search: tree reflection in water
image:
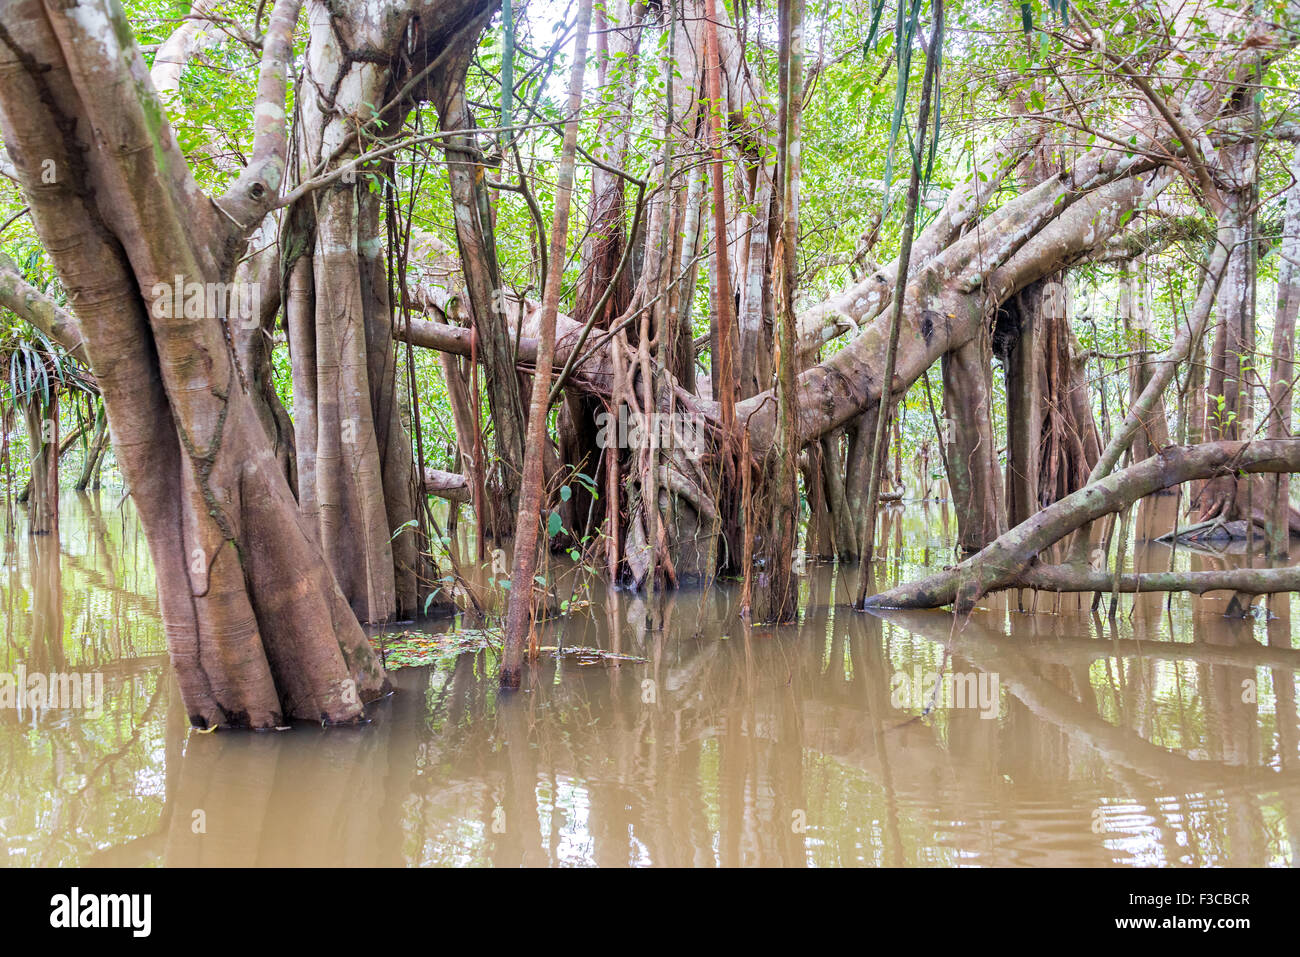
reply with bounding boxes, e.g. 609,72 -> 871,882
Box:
0,496 -> 1297,867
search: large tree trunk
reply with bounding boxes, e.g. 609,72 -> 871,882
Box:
1195,196 -> 1254,526
754,0 -> 803,624
73,404 -> 108,491
1000,274 -> 1101,523
22,392 -> 57,535
284,1 -> 460,622
1267,150 -> 1300,556
0,0 -> 396,728
942,332 -> 1005,551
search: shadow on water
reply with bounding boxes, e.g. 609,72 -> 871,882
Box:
1,493 -> 1299,866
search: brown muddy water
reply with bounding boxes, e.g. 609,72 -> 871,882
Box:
1,491 -> 1298,867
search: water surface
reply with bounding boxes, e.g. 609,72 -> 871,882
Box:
2,493 -> 1298,867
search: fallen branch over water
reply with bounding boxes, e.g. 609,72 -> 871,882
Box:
864,439 -> 1300,613
422,467 -> 471,503
1017,563 -> 1300,598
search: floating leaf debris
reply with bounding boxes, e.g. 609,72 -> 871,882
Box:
371,629 -> 499,669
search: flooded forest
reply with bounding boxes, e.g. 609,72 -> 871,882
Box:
1,0 -> 1300,873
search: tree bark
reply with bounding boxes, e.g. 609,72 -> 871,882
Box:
1267,149 -> 1300,557
759,0 -> 803,623
73,404 -> 108,492
0,0 -> 391,728
283,0 -> 489,621
1017,562 -> 1300,598
500,0 -> 593,688
866,439 -> 1300,612
702,0 -> 737,436
942,331 -> 1005,550
22,392 -> 57,535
